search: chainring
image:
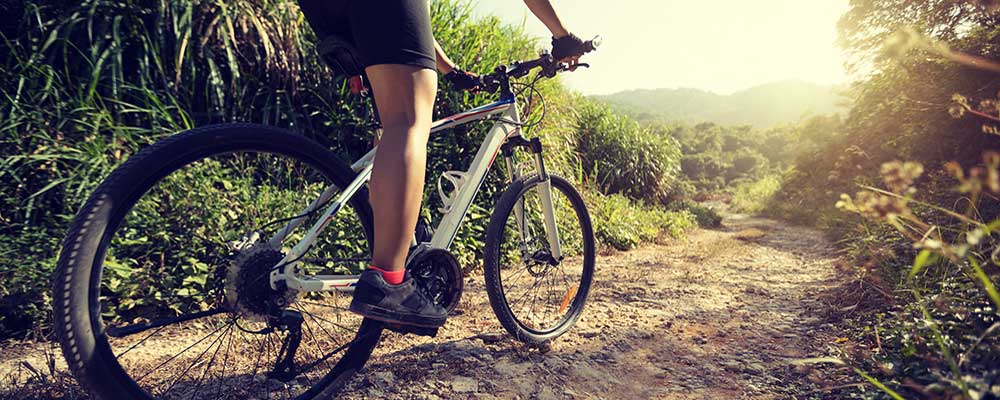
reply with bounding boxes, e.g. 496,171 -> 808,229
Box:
408,247 -> 464,312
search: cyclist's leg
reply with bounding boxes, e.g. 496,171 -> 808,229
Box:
365,65 -> 437,272
349,0 -> 437,274
346,0 -> 448,328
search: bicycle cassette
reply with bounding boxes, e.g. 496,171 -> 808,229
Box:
407,246 -> 464,312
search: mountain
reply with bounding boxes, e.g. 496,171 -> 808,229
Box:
592,80 -> 849,127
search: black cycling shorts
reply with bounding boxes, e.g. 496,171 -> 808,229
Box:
297,0 -> 436,73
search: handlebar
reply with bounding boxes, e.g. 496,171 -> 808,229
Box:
480,36 -> 600,95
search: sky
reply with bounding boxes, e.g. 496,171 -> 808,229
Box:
474,0 -> 851,95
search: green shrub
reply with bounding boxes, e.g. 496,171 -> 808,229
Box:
730,174 -> 783,214
669,199 -> 722,227
588,192 -> 695,251
0,228 -> 58,338
575,101 -> 682,204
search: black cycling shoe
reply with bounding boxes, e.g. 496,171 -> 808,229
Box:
349,269 -> 448,328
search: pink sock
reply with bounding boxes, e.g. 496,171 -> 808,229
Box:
369,265 -> 405,285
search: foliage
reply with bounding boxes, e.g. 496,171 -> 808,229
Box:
587,192 -> 695,251
574,101 -> 682,205
668,199 -> 722,228
762,0 -> 1000,397
730,174 -> 783,214
667,117 -> 844,197
835,157 -> 1000,398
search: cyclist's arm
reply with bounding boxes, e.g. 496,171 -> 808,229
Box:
433,38 -> 458,74
523,0 -> 570,38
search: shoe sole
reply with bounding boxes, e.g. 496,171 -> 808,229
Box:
349,302 -> 446,329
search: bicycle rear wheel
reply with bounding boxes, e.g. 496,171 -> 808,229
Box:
52,123 -> 381,400
484,174 -> 595,344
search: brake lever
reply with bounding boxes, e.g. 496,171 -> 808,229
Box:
557,63 -> 590,73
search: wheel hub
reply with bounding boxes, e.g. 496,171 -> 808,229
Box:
526,249 -> 557,276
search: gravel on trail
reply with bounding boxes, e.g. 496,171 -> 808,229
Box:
341,215 -> 851,399
1,215 -> 856,399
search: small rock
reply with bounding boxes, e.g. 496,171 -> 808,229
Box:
536,386 -> 560,400
744,363 -> 767,375
369,371 -> 395,388
452,339 -> 478,353
542,357 -> 570,370
579,329 -> 600,338
478,332 -> 505,344
451,376 -> 479,393
532,341 -> 553,353
720,360 -> 742,370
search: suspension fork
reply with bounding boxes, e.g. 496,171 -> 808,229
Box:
531,139 -> 563,261
501,136 -> 563,261
502,145 -> 530,251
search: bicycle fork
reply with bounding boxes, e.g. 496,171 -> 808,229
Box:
501,136 -> 563,263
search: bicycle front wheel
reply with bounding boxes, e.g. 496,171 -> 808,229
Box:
52,123 -> 381,400
484,174 -> 595,344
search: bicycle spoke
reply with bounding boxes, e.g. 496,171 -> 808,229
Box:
154,323 -> 230,396
135,321 -> 229,384
114,323 -> 170,358
246,331 -> 268,393
294,305 -> 357,335
107,308 -> 227,338
502,262 -> 534,291
183,323 -> 233,399
214,323 -> 236,399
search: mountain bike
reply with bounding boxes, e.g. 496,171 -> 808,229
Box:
52,40 -> 599,399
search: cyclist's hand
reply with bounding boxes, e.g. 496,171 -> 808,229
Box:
551,33 -> 588,70
444,69 -> 481,92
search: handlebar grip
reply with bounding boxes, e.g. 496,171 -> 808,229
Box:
585,36 -> 602,52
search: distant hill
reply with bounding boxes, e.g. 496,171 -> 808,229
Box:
592,80 -> 849,127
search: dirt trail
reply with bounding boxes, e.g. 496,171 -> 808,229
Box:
0,215 -> 849,399
341,215 -> 847,399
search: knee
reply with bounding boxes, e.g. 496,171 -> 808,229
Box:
380,112 -> 430,133
379,121 -> 430,150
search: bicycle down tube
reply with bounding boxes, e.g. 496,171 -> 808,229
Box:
268,96 -> 564,292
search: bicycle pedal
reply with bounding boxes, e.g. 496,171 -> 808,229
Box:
386,323 -> 439,338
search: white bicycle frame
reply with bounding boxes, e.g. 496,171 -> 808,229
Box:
267,96 -> 563,293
